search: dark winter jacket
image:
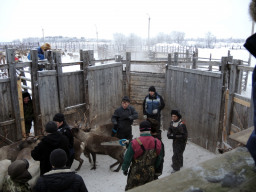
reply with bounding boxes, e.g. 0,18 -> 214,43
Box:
31,132 -> 69,175
34,169 -> 88,192
143,92 -> 165,120
246,66 -> 256,165
58,122 -> 74,149
111,105 -> 138,139
167,119 -> 188,141
22,92 -> 34,123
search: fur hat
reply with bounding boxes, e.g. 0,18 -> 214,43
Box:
122,96 -> 130,103
139,121 -> 151,132
45,121 -> 58,133
148,86 -> 156,92
41,43 -> 51,51
249,0 -> 256,22
50,148 -> 67,168
53,113 -> 65,122
171,110 -> 182,119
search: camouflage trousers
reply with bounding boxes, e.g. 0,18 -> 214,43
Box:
125,149 -> 157,191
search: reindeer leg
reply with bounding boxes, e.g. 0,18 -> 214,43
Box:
75,158 -> 84,171
90,152 -> 96,170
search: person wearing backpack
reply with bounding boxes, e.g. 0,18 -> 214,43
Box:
167,110 -> 188,173
122,121 -> 163,191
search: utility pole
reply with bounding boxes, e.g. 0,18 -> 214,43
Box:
42,28 -> 45,43
147,14 -> 151,52
95,25 -> 98,49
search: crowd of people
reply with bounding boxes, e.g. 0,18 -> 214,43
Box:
8,85 -> 188,192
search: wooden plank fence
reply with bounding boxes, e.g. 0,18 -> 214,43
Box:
0,48 -> 254,153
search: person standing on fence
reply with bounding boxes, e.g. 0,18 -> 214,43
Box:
244,0 -> 256,170
34,148 -> 88,192
143,86 -> 165,135
167,110 -> 188,173
22,91 -> 34,136
53,113 -> 75,168
31,121 -> 69,175
27,43 -> 51,60
111,96 -> 138,140
122,121 -> 163,191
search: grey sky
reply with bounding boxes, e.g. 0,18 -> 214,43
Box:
0,0 -> 254,42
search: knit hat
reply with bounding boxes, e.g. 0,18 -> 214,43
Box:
148,86 -> 156,92
8,159 -> 32,183
171,110 -> 182,119
22,91 -> 31,99
45,121 -> 58,133
53,113 -> 65,123
50,148 -> 67,168
249,0 -> 256,22
139,121 -> 151,132
122,96 -> 130,103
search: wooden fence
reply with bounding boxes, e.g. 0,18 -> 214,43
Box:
0,48 -> 254,152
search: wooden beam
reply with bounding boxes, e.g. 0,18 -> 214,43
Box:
229,126 -> 254,145
233,97 -> 251,107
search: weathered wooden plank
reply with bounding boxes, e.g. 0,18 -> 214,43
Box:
229,126 -> 253,145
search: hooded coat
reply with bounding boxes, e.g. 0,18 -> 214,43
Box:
31,132 -> 69,175
34,169 -> 88,192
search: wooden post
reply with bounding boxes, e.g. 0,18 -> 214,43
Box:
17,77 -> 26,138
55,51 -> 65,113
7,48 -> 22,140
82,50 -> 90,123
88,50 -> 95,66
226,59 -> 239,137
192,51 -> 197,69
126,52 -> 131,98
46,50 -> 54,70
30,49 -> 41,135
186,49 -> 189,62
115,55 -> 122,62
174,52 -> 178,66
209,53 -> 212,71
168,53 -> 172,66
219,56 -> 229,148
79,49 -> 83,70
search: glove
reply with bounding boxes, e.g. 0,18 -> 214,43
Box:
123,170 -> 128,176
152,109 -> 158,114
143,115 -> 147,119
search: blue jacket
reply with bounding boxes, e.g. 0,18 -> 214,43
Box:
246,66 -> 256,165
27,47 -> 45,60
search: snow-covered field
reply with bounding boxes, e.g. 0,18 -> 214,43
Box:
70,125 -> 217,192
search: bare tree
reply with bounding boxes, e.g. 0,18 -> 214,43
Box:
205,32 -> 216,48
170,31 -> 185,45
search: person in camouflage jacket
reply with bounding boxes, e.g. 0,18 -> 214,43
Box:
2,159 -> 32,192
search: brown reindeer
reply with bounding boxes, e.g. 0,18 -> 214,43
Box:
72,127 -> 125,172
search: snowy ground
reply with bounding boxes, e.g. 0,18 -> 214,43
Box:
70,125 -> 217,192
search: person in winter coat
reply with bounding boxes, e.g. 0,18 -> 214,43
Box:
245,0 -> 256,168
34,148 -> 88,192
167,110 -> 188,173
22,91 -> 34,135
2,159 -> 32,192
27,43 -> 51,60
53,113 -> 75,168
122,121 -> 163,191
143,86 -> 165,134
111,96 -> 138,140
149,118 -> 165,180
31,121 -> 70,175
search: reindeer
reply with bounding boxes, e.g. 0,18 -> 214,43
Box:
72,127 -> 125,172
0,159 -> 11,191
